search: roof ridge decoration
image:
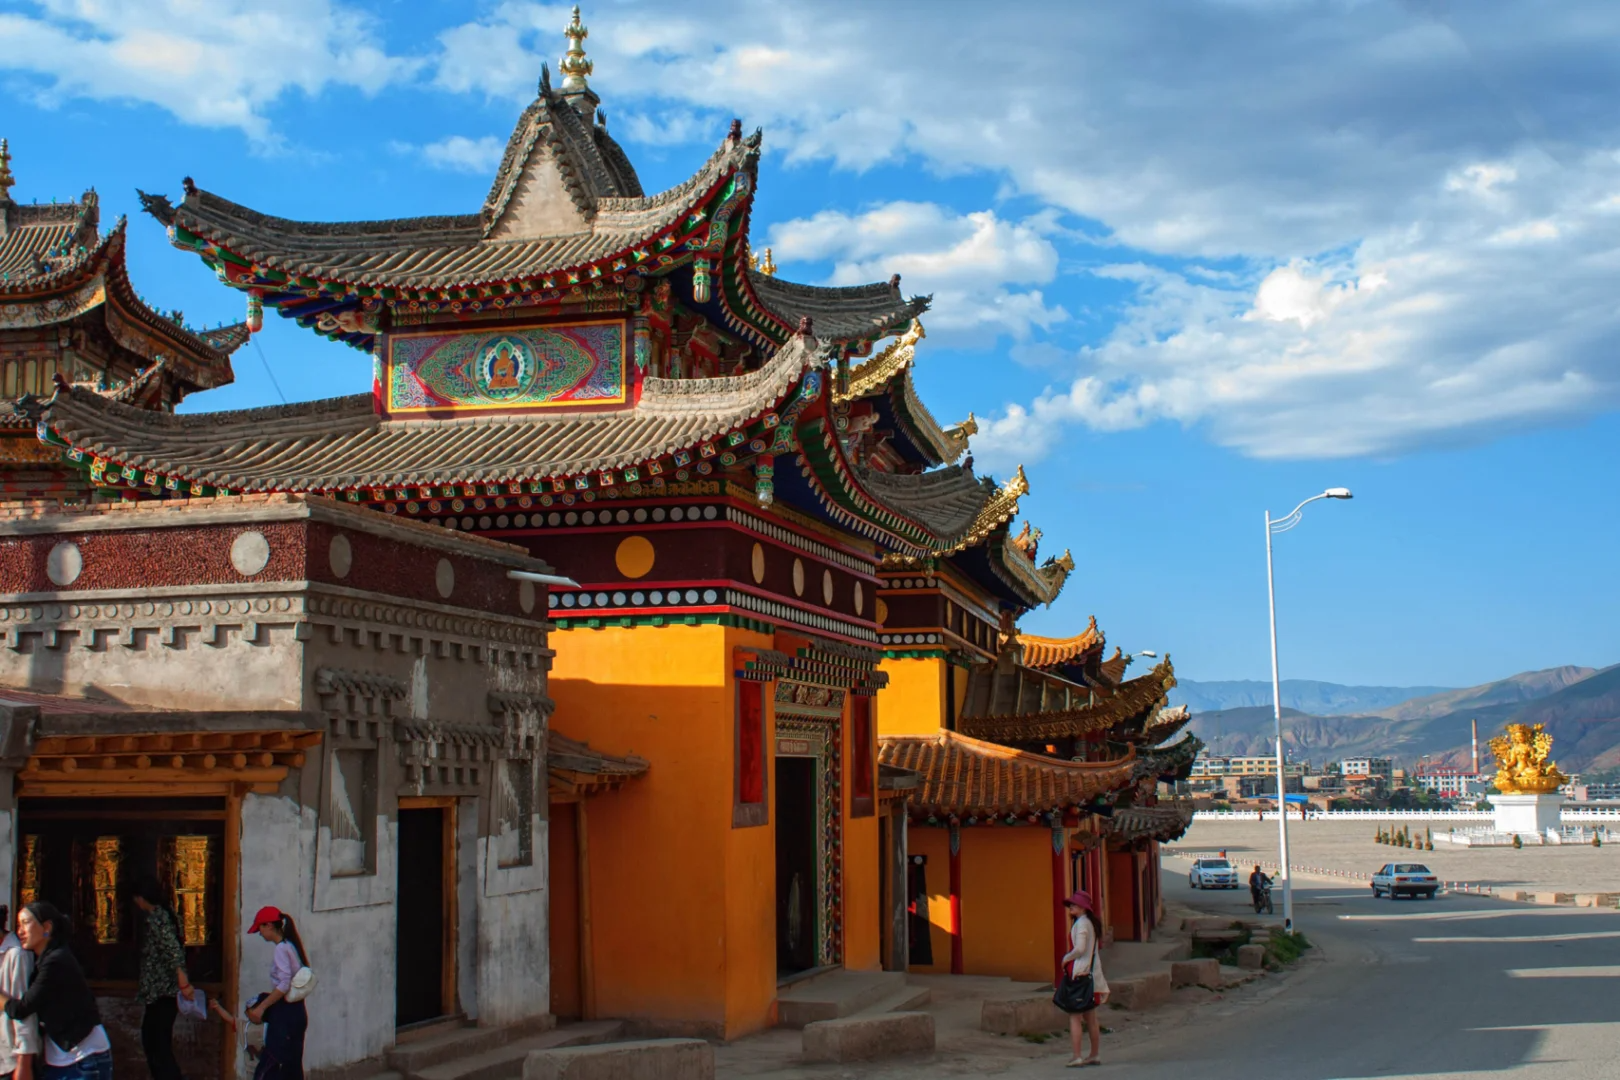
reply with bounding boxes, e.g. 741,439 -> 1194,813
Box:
0,139 -> 13,200
559,6 -> 593,92
839,318 -> 924,402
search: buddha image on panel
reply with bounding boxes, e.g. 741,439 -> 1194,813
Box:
477,336 -> 532,398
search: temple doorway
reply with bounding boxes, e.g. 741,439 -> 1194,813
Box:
15,796 -> 228,1078
774,754 -> 817,975
396,800 -> 456,1027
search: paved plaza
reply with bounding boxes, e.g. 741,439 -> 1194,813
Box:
1173,818 -> 1620,895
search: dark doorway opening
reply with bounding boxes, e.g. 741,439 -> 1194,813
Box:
396,806 -> 452,1027
907,854 -> 933,965
775,755 -> 817,976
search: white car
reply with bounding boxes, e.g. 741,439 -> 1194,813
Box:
1371,862 -> 1439,900
1189,858 -> 1240,889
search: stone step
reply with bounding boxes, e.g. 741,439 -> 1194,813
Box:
523,1039 -> 712,1080
776,970 -> 909,1028
405,1023 -> 624,1080
851,985 -> 931,1017
802,1012 -> 935,1064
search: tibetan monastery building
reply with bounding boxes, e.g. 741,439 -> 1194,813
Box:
9,9 -> 1099,1043
0,140 -> 246,499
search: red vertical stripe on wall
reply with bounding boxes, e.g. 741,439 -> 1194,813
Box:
739,679 -> 764,804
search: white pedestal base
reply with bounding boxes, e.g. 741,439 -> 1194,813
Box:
1490,793 -> 1564,837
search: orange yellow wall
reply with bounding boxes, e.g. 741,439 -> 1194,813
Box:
549,623 -> 740,1036
875,656 -> 946,735
960,827 -> 1059,982
549,621 -> 880,1039
907,826 -> 953,974
722,625 -> 779,1038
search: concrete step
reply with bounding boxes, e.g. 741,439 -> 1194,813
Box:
802,1012 -> 935,1064
776,970 -> 908,1028
402,1023 -> 623,1080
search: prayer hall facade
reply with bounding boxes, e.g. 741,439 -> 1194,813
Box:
0,6 -> 1188,1071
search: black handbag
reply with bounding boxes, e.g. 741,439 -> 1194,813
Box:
1053,971 -> 1096,1013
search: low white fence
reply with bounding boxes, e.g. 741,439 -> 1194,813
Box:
1193,808 -> 1620,822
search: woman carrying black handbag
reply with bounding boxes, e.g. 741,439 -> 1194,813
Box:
1054,890 -> 1109,1068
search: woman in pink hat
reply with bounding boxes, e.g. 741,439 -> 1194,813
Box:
245,907 -> 309,1080
1057,891 -> 1109,1067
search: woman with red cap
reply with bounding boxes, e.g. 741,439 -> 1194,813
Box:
245,907 -> 308,1080
1056,891 -> 1108,1068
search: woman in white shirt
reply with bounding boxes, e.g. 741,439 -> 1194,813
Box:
1059,890 -> 1108,1068
245,907 -> 309,1080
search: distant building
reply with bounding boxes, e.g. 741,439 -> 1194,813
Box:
1411,765 -> 1485,798
1340,756 -> 1394,781
1571,782 -> 1620,802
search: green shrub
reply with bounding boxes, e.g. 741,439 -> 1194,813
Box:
1594,833 -> 1603,848
1512,834 -> 1523,849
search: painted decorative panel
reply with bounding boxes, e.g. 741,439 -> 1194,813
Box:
386,320 -> 627,414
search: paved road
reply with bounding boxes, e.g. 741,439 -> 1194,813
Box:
1092,870 -> 1620,1079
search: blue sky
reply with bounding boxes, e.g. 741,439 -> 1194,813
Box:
3,0 -> 1617,687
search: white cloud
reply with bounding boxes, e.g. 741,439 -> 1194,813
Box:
407,135 -> 506,174
0,0 -> 414,143
973,149 -> 1620,467
766,202 -> 1065,339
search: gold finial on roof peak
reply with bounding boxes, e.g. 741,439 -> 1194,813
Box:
0,139 -> 13,196
560,5 -> 593,92
750,246 -> 777,276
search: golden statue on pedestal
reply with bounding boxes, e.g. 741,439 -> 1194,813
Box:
1489,723 -> 1568,794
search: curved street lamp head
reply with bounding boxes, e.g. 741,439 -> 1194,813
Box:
1137,650 -> 1158,658
1324,488 -> 1353,499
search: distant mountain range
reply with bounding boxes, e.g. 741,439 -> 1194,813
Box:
1181,665 -> 1620,772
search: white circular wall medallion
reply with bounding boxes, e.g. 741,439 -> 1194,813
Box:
822,569 -> 834,606
520,580 -> 537,614
328,534 -> 353,578
46,542 -> 82,587
230,531 -> 271,577
436,558 -> 455,599
792,558 -> 805,597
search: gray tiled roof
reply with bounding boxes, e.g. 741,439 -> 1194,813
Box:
748,271 -> 930,347
854,464 -> 993,540
0,194 -> 99,286
42,334 -> 831,492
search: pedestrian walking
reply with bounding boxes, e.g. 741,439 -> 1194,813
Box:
1054,890 -> 1109,1068
0,901 -> 113,1080
0,907 -> 40,1080
132,878 -> 194,1080
245,907 -> 309,1080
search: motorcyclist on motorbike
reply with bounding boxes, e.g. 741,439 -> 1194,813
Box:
1249,865 -> 1272,911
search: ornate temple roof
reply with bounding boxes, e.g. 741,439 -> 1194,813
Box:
136,15 -> 925,355
1,144 -> 245,399
957,655 -> 1177,744
1019,617 -> 1105,670
1098,648 -> 1129,686
856,462 -> 1000,542
1131,733 -> 1202,783
1107,803 -> 1194,844
877,729 -> 1135,818
38,331 -> 828,493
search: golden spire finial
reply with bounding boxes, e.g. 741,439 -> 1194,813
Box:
559,6 -> 593,92
0,139 -> 13,197
750,246 -> 777,276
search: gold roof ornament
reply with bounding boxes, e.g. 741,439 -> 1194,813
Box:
749,246 -> 777,277
560,6 -> 594,92
1489,723 -> 1568,795
0,138 -> 13,197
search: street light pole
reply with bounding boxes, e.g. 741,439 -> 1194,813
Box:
1264,509 -> 1292,932
1264,488 -> 1353,934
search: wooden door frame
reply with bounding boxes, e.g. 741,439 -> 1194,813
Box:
398,796 -> 459,1021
